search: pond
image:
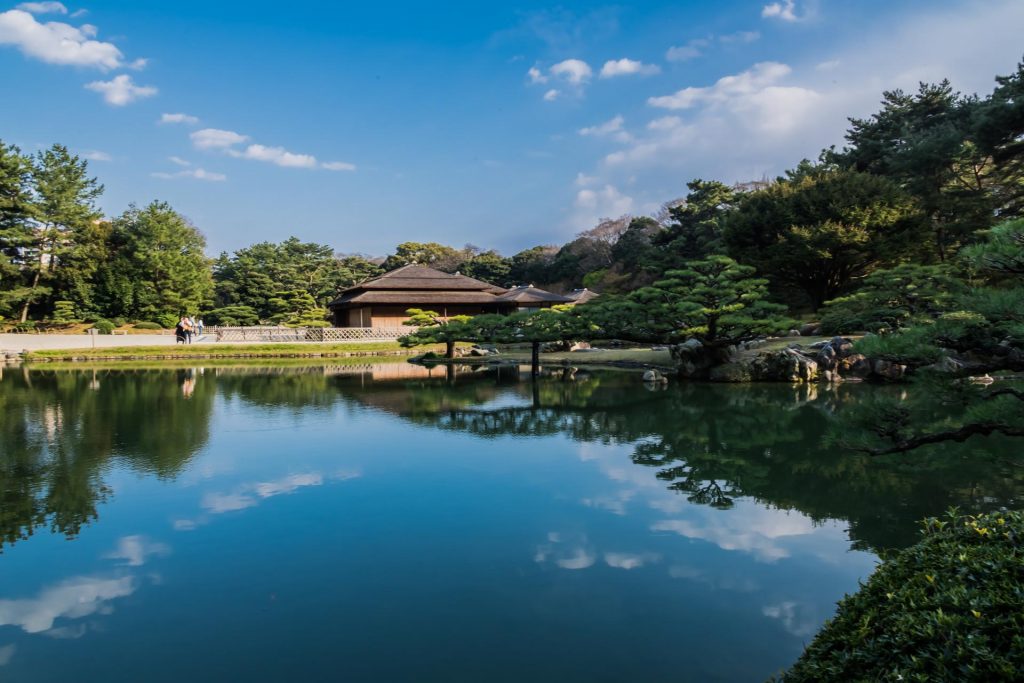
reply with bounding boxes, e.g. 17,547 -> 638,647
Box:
0,361 -> 1019,682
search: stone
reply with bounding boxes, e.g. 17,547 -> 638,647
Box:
708,362 -> 753,383
787,329 -> 802,337
800,322 -> 821,336
872,359 -> 907,381
642,369 -> 668,384
569,341 -> 592,351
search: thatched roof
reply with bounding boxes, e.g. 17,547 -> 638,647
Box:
329,264 -> 509,309
333,290 -> 506,306
350,264 -> 506,293
565,288 -> 599,304
494,285 -> 572,304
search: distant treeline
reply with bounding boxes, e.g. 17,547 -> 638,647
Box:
1,59 -> 1022,328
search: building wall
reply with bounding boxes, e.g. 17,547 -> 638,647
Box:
332,304 -> 500,327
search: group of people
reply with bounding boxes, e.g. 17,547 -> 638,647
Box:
174,316 -> 204,344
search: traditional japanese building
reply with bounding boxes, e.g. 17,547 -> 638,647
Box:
328,264 -> 590,328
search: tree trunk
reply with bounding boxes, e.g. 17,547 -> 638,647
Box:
446,340 -> 455,359
19,270 -> 41,323
531,341 -> 540,376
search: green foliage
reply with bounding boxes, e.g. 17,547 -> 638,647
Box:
383,241 -> 468,272
853,329 -> 943,366
656,179 -> 736,264
829,80 -> 998,260
155,313 -> 180,329
819,263 -> 966,334
779,510 -> 1024,682
49,300 -> 78,324
213,238 -> 380,321
100,201 -> 212,321
133,321 -> 163,330
725,166 -> 925,308
582,255 -> 793,345
960,218 -> 1024,282
92,319 -> 115,335
204,305 -> 259,327
458,250 -> 511,286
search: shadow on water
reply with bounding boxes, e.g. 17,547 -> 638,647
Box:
1,361 -> 1022,554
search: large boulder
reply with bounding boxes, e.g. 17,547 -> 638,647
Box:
709,348 -> 819,383
642,369 -> 668,384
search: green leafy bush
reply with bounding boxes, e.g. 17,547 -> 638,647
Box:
133,321 -> 163,330
156,313 -> 179,329
853,329 -> 943,366
778,510 -> 1024,682
204,305 -> 259,327
92,319 -> 115,335
49,300 -> 79,324
111,316 -> 127,328
819,263 -> 965,334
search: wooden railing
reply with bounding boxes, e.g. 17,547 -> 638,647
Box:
209,326 -> 417,342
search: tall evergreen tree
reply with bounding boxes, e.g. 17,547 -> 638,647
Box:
0,140 -> 35,321
21,144 -> 104,321
101,201 -> 212,320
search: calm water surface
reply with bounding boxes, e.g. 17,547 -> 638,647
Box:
0,361 -> 1019,682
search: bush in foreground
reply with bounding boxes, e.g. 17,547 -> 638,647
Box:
778,510 -> 1023,682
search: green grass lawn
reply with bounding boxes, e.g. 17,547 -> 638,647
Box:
24,341 -> 442,361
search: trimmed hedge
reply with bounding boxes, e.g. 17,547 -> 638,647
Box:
92,319 -> 116,335
778,510 -> 1024,682
133,321 -> 164,330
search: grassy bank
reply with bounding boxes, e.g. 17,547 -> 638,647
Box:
23,341 -> 444,362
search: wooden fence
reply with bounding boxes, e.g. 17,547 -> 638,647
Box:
209,326 -> 417,342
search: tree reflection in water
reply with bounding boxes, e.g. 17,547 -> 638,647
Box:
1,362 -> 1021,555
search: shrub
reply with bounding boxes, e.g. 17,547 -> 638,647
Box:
133,321 -> 163,330
156,313 -> 179,329
778,509 -> 1024,682
49,300 -> 79,324
111,317 -> 127,328
204,305 -> 259,327
92,319 -> 116,335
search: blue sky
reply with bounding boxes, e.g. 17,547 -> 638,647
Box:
1,0 -> 1022,256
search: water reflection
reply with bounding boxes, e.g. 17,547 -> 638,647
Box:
1,362 -> 1021,556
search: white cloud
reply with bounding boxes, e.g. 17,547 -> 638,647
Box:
190,128 -> 348,172
762,0 -> 800,22
84,74 -> 157,106
604,552 -> 660,570
571,183 -> 633,230
647,115 -> 682,131
168,155 -> 191,167
82,150 -> 111,162
575,171 -> 598,187
815,59 -> 840,71
229,144 -> 317,169
549,58 -> 592,84
16,2 -> 67,14
652,507 -> 816,562
0,576 -> 135,634
104,535 -> 171,567
0,9 -> 136,69
160,112 -> 199,125
527,66 -> 547,84
556,547 -> 595,570
201,492 -> 256,513
254,472 -> 322,498
648,61 -> 794,110
666,38 -> 709,62
190,128 -> 249,150
600,58 -> 660,78
151,167 -> 226,182
579,115 -> 625,137
720,30 -> 761,44
543,88 -> 560,101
